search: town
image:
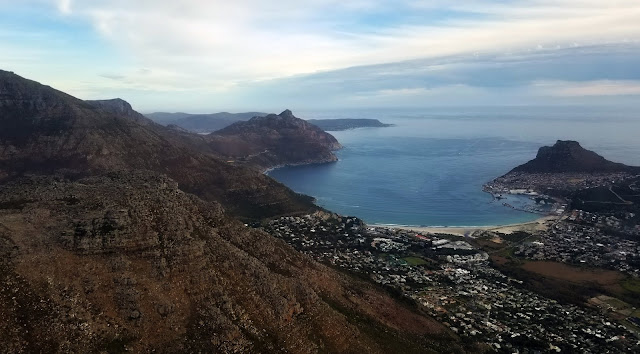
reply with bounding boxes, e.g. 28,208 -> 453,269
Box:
261,213 -> 640,353
484,172 -> 635,195
515,214 -> 640,276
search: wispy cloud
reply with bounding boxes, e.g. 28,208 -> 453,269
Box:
1,1 -> 639,110
56,0 -> 71,14
535,80 -> 640,97
52,1 -> 640,85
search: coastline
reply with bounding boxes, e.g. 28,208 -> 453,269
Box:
369,215 -> 558,237
262,158 -> 339,175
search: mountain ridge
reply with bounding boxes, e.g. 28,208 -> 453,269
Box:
146,111 -> 267,132
307,118 -> 393,131
0,70 -> 463,352
0,70 -> 316,219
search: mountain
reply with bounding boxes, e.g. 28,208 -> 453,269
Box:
86,98 -> 151,123
510,140 -> 639,174
0,70 -> 314,219
146,113 -> 394,134
0,71 -> 464,352
0,172 -> 460,353
208,110 -> 342,170
146,111 -> 266,133
307,118 -> 393,131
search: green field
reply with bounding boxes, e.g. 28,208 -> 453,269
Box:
402,257 -> 428,266
622,278 -> 640,294
601,296 -> 633,312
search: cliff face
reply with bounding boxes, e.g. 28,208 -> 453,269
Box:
0,70 -> 315,219
510,140 -> 637,174
210,110 -> 342,170
86,98 -> 154,126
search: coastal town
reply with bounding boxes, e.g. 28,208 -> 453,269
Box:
515,216 -> 640,276
256,141 -> 640,352
484,171 -> 636,195
261,213 -> 640,352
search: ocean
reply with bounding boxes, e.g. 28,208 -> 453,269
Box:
267,106 -> 640,227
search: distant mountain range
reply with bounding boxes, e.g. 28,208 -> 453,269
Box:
0,70 -> 318,219
146,112 -> 392,133
0,69 -> 458,352
510,140 -> 639,174
146,111 -> 267,133
307,118 -> 393,131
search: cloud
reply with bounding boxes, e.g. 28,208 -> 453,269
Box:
51,1 -> 640,87
100,73 -> 126,81
56,0 -> 72,14
2,1 -> 639,111
535,80 -> 640,97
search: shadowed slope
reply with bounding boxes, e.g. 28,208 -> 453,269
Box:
0,70 -> 315,219
0,172 -> 461,353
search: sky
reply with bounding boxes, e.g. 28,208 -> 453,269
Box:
1,0 -> 639,112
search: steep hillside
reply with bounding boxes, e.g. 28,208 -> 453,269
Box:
0,70 -> 469,352
210,110 -> 342,170
0,172 -> 460,353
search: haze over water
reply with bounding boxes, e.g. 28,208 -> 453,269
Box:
268,106 -> 640,226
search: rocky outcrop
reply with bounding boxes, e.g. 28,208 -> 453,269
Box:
86,98 -> 153,125
510,140 -> 638,174
210,110 -> 342,170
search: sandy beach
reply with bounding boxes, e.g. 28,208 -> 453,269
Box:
370,215 -> 558,237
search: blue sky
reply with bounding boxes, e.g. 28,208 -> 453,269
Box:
1,0 -> 639,112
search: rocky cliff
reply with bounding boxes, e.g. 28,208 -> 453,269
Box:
86,98 -> 154,125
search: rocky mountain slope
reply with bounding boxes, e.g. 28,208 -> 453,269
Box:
86,98 -> 153,125
0,70 -> 314,219
510,140 -> 638,174
208,110 -> 342,170
0,70 -> 465,353
0,172 -> 460,353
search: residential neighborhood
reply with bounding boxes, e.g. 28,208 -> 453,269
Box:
262,213 -> 640,353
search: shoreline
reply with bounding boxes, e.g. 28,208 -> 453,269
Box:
262,158 -> 340,175
369,215 -> 559,237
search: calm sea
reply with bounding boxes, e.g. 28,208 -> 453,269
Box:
267,106 -> 640,226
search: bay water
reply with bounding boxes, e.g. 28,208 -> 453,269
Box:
268,106 -> 640,226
